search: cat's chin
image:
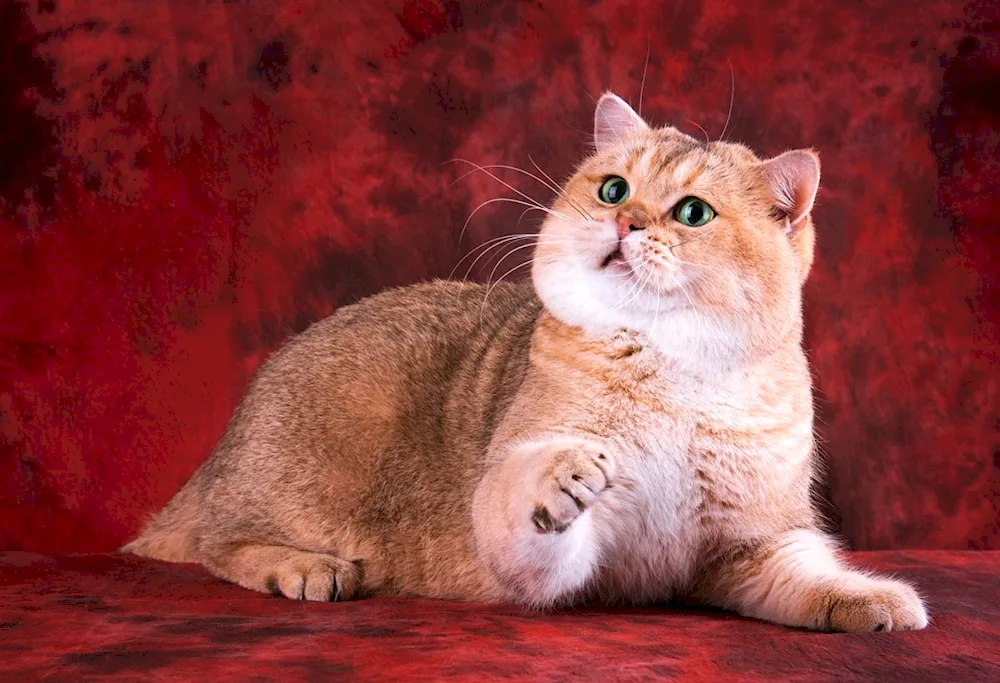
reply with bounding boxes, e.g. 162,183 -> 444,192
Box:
532,258 -> 740,370
533,260 -> 670,345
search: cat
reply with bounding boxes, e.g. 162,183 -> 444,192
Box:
123,93 -> 928,632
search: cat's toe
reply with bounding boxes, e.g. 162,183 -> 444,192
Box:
531,443 -> 615,534
827,580 -> 928,632
263,554 -> 360,601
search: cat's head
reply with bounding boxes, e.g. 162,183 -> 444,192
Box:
532,93 -> 820,372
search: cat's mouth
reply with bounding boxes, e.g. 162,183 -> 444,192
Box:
601,246 -> 626,269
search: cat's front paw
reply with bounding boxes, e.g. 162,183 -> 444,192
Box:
826,578 -> 928,632
260,550 -> 361,602
529,441 -> 616,534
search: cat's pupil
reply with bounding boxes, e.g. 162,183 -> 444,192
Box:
599,176 -> 629,204
675,197 -> 714,226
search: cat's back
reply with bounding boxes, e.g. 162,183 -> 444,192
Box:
270,279 -> 538,378
234,279 -> 542,453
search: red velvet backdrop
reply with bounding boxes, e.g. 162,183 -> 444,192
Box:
0,0 -> 997,553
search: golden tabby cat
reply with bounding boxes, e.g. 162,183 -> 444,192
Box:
124,94 -> 927,632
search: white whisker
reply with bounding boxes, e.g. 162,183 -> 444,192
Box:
453,232 -> 581,283
685,119 -> 710,148
668,226 -> 717,251
645,274 -> 663,359
618,259 -> 657,311
719,59 -> 735,142
459,196 -> 576,243
484,241 -> 540,289
614,271 -> 644,312
455,162 -> 592,222
529,156 -> 595,221
673,257 -> 727,274
639,37 -> 651,118
449,159 -> 578,235
480,259 -> 541,321
451,233 -> 540,282
672,272 -> 703,362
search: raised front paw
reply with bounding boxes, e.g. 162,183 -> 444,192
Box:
529,441 -> 616,534
826,578 -> 928,632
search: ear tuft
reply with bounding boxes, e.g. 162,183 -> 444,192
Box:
761,149 -> 820,236
594,93 -> 649,152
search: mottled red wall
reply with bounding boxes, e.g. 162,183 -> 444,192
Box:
0,0 -> 997,552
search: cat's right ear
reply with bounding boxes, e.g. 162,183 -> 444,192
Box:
594,93 -> 649,152
760,149 -> 821,237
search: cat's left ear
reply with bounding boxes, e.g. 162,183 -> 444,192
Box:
760,149 -> 820,237
594,93 -> 650,152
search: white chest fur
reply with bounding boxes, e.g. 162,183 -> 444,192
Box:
582,347 -> 812,605
591,405 -> 702,604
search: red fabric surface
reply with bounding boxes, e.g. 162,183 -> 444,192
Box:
1,551 -> 998,681
0,1 -> 998,554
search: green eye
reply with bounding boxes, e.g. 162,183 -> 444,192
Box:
673,197 -> 715,227
598,176 -> 629,204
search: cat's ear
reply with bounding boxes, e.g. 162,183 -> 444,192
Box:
594,93 -> 649,152
760,149 -> 821,237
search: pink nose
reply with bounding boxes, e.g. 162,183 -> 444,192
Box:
616,213 -> 645,240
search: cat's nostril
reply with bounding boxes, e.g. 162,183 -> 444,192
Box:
616,213 -> 646,239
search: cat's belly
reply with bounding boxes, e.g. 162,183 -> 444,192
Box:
589,431 -> 703,604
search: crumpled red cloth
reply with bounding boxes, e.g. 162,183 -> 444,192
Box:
1,551 -> 998,681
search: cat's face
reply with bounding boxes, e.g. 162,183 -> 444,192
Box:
532,94 -> 820,371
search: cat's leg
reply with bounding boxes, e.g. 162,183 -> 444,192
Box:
472,435 -> 616,608
195,540 -> 363,602
700,529 -> 928,632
